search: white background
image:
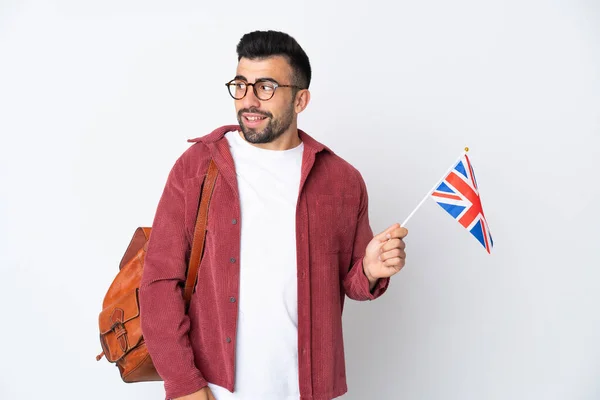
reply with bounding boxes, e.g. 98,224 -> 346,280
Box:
1,0 -> 599,399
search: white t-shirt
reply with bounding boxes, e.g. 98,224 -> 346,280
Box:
208,130 -> 304,400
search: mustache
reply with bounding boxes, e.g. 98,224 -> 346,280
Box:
238,108 -> 273,119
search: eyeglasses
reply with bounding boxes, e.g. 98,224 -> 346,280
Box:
225,78 -> 303,101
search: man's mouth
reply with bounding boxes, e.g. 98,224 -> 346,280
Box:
243,114 -> 267,120
242,113 -> 268,127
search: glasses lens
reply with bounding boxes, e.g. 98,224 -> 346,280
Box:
255,81 -> 276,100
228,80 -> 246,99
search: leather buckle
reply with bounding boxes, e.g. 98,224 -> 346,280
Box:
110,321 -> 125,332
110,309 -> 129,352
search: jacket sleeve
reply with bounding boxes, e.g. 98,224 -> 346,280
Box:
139,156 -> 208,399
343,170 -> 390,300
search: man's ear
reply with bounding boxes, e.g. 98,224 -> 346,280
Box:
294,89 -> 311,114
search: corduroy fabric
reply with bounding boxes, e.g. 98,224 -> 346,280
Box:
139,125 -> 389,400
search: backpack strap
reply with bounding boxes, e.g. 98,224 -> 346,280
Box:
183,159 -> 219,304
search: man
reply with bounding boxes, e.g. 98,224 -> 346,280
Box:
139,30 -> 408,400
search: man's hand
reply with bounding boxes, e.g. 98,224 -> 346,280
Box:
174,386 -> 216,400
363,223 -> 408,289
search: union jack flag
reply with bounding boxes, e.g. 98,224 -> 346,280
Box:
431,154 -> 493,253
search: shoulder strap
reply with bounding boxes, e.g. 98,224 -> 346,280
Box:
183,159 -> 219,304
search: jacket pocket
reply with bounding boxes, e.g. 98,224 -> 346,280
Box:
312,194 -> 359,254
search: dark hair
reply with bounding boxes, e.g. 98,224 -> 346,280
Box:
236,30 -> 311,89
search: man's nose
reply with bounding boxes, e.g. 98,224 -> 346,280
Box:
241,85 -> 261,109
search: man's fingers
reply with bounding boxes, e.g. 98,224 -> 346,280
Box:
370,225 -> 408,275
381,256 -> 406,270
380,238 -> 405,253
379,248 -> 406,262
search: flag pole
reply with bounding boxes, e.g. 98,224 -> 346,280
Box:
401,147 -> 469,227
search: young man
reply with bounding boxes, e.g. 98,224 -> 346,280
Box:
139,30 -> 408,400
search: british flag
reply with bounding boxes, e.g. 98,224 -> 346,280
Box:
431,154 -> 493,253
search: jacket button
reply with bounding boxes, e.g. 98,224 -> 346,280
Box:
232,219 -> 237,225
229,297 -> 236,303
230,257 -> 236,263
226,337 -> 231,343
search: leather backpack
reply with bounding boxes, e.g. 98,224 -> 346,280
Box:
96,159 -> 219,382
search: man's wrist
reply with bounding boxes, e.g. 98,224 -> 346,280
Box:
362,259 -> 379,289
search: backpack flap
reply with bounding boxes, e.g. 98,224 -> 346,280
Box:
119,227 -> 151,270
99,288 -> 144,363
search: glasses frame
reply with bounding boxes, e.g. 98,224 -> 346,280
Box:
225,78 -> 303,101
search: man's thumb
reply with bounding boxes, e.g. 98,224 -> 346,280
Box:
374,223 -> 401,242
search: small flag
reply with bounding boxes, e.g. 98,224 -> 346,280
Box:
431,153 -> 493,253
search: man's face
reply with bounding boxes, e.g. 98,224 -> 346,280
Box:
233,56 -> 297,144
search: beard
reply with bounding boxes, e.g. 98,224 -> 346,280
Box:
237,102 -> 295,144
